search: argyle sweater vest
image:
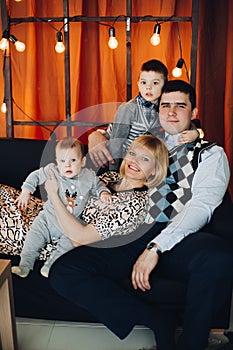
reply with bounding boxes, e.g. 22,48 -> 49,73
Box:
145,139 -> 216,224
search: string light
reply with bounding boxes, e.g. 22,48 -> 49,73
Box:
9,34 -> 26,52
172,23 -> 189,80
172,58 -> 184,77
1,102 -> 7,113
108,27 -> 118,49
55,31 -> 65,53
0,29 -> 9,51
0,29 -> 26,52
150,23 -> 161,46
1,99 -> 7,113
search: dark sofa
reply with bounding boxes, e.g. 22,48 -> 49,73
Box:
0,137 -> 233,329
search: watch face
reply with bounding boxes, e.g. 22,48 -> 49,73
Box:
147,242 -> 162,256
147,242 -> 156,250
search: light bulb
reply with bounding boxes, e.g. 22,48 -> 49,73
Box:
15,40 -> 26,52
0,29 -> 10,51
1,102 -> 7,113
9,34 -> 26,52
15,0 -> 22,2
55,41 -> 65,53
172,58 -> 184,78
172,67 -> 182,78
108,27 -> 118,49
150,33 -> 160,46
0,38 -> 9,51
55,31 -> 65,53
150,23 -> 161,46
108,37 -> 118,49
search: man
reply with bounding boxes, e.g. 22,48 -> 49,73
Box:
49,80 -> 233,350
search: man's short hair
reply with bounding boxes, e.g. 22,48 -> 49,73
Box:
161,79 -> 196,110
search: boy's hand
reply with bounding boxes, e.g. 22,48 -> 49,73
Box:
15,190 -> 31,210
100,191 -> 112,204
178,129 -> 199,144
88,131 -> 114,167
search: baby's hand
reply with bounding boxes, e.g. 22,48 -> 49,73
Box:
100,191 -> 112,204
15,190 -> 31,210
178,129 -> 199,144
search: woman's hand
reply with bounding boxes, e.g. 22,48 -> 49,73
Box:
131,249 -> 159,292
44,169 -> 58,199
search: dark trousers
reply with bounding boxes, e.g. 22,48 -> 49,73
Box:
49,223 -> 233,350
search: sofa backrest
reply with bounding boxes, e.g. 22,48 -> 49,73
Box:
0,138 -> 55,198
203,191 -> 233,243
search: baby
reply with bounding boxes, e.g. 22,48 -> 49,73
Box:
12,136 -> 111,278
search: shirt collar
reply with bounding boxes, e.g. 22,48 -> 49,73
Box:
164,132 -> 181,150
164,132 -> 197,150
137,94 -> 158,110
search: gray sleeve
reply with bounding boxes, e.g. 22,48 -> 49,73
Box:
21,163 -> 54,194
88,170 -> 111,197
108,102 -> 135,160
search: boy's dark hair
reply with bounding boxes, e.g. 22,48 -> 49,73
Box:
161,79 -> 196,110
140,59 -> 168,82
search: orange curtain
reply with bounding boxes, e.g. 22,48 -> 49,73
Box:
0,0 -> 192,140
0,0 -> 232,196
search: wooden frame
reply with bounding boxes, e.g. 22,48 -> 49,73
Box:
0,0 -> 199,138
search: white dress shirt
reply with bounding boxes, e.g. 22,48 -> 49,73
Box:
151,134 -> 230,252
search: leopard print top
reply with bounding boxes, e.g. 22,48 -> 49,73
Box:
81,171 -> 149,240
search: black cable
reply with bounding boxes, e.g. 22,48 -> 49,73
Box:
12,98 -> 54,134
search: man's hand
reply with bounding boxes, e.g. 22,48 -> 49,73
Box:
131,249 -> 159,292
88,131 -> 114,167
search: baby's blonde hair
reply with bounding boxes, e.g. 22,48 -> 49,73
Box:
120,135 -> 168,188
56,137 -> 85,158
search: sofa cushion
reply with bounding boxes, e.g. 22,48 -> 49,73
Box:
0,184 -> 56,259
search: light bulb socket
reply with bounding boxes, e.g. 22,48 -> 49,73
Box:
109,27 -> 116,38
56,31 -> 63,42
9,34 -> 18,44
176,58 -> 184,69
153,23 -> 161,35
2,29 -> 10,39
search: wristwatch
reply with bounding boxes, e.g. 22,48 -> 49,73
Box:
146,242 -> 162,257
96,129 -> 107,135
196,128 -> 205,139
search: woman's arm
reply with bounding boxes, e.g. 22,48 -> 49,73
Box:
44,170 -> 101,247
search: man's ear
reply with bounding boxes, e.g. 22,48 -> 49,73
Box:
191,107 -> 198,120
81,156 -> 87,167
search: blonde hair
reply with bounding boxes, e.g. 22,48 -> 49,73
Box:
120,135 -> 168,188
56,137 -> 85,158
